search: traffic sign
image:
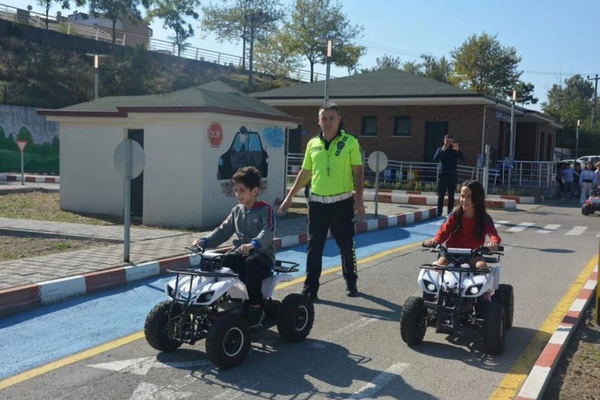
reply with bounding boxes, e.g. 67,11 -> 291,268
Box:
114,139 -> 145,179
368,151 -> 388,173
208,122 -> 223,148
16,140 -> 27,152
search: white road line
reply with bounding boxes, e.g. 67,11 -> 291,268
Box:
129,382 -> 193,400
347,363 -> 410,399
536,224 -> 560,234
565,226 -> 588,236
495,220 -> 510,227
506,222 -> 535,232
309,317 -> 380,349
211,383 -> 260,400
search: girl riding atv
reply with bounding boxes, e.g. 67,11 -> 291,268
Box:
423,180 -> 502,302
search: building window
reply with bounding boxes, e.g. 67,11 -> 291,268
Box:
361,116 -> 377,136
393,116 -> 411,137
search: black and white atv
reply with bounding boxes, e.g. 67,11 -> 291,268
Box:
399,244 -> 513,355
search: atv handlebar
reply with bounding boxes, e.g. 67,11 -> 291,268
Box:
421,243 -> 504,254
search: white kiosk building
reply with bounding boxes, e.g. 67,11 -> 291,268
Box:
38,82 -> 300,228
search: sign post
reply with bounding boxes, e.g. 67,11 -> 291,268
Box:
114,139 -> 145,262
16,141 -> 27,185
367,151 -> 389,217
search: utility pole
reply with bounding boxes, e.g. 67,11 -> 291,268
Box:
588,74 -> 599,128
508,90 -> 516,191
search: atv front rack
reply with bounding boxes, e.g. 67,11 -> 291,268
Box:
273,260 -> 300,274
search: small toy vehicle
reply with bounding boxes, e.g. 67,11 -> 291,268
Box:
582,189 -> 600,216
399,244 -> 513,355
144,247 -> 314,368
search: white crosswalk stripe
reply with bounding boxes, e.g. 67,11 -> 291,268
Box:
565,226 -> 588,236
536,224 -> 560,234
495,220 -> 510,227
506,222 -> 535,232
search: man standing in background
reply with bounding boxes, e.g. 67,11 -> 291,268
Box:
434,134 -> 464,216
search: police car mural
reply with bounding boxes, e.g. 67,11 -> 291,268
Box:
218,126 -> 269,181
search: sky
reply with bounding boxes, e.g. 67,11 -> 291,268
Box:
4,0 -> 598,111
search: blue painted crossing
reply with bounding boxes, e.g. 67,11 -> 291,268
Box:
0,219 -> 441,380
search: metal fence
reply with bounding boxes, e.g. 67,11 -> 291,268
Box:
287,153 -> 557,190
0,3 -> 331,83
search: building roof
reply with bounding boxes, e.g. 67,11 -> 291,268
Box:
38,81 -> 301,124
252,68 -> 479,100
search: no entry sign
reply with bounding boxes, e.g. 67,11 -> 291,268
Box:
208,122 -> 223,148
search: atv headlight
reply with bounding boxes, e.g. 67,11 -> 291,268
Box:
469,285 -> 483,295
199,292 -> 214,302
167,285 -> 174,298
424,280 -> 437,292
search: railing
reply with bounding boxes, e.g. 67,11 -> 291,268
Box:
0,3 -> 332,83
287,153 -> 557,190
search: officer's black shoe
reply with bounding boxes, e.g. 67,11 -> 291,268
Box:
300,285 -> 318,302
346,283 -> 359,297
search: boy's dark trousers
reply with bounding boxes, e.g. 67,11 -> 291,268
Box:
305,197 -> 357,294
221,252 -> 272,306
437,172 -> 458,216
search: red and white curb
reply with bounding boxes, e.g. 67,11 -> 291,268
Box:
0,173 -> 60,183
516,265 -> 598,400
362,190 -> 517,210
364,189 -> 543,205
0,207 -> 437,318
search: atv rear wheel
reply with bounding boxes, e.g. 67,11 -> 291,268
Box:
582,204 -> 591,215
277,294 -> 314,342
206,314 -> 251,369
483,302 -> 505,355
144,300 -> 183,352
493,284 -> 514,330
400,296 -> 427,346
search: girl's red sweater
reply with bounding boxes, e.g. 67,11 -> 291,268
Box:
434,212 -> 501,249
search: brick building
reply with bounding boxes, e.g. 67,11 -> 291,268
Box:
253,69 -> 562,166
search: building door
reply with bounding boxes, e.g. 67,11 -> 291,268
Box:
424,122 -> 448,162
288,126 -> 302,154
127,129 -> 144,217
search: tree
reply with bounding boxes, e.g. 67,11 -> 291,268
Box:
37,0 -> 86,31
450,33 -> 522,98
146,0 -> 200,57
282,0 -> 364,82
89,0 -> 150,45
374,54 -> 402,70
254,30 -> 303,78
513,81 -> 538,105
542,74 -> 594,128
201,0 -> 284,69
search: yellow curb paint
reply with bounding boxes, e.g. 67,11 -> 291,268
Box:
488,256 -> 598,400
0,331 -> 144,391
0,241 -> 422,390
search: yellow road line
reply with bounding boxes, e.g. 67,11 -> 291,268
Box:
488,255 -> 598,400
0,241 -> 421,390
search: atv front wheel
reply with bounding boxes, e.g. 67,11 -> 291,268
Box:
582,204 -> 591,215
400,296 -> 427,346
493,284 -> 514,330
277,294 -> 314,342
144,301 -> 183,352
483,302 -> 505,355
206,314 -> 251,369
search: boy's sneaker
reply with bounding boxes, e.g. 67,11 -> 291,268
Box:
247,308 -> 265,328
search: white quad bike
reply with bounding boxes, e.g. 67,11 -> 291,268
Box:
144,246 -> 314,369
582,188 -> 600,216
399,244 -> 513,355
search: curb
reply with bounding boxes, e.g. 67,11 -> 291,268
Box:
366,189 -> 543,205
362,191 -> 517,210
516,265 -> 598,400
0,173 -> 60,184
0,207 -> 436,319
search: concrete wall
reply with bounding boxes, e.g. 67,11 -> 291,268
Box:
0,105 -> 59,144
59,119 -> 137,215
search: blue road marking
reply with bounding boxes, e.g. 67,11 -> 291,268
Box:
0,219 -> 440,380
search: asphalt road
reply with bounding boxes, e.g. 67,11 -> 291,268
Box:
0,199 -> 597,400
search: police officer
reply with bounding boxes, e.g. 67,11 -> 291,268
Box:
278,102 -> 365,299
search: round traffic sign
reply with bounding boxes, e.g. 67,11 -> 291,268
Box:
367,151 -> 388,173
114,139 -> 145,179
208,122 -> 223,148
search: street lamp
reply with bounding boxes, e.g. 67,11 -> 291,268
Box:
576,119 -> 580,160
86,53 -> 106,99
319,37 -> 339,103
508,90 -> 516,191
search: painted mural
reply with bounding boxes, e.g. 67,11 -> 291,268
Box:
217,125 -> 285,197
0,105 -> 60,174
